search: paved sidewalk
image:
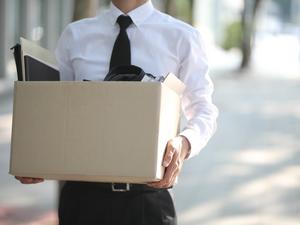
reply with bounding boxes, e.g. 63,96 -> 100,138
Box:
0,206 -> 57,225
174,74 -> 300,225
0,88 -> 57,225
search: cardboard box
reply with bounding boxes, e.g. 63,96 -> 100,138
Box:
10,78 -> 184,183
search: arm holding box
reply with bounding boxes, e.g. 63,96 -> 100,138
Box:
149,30 -> 218,188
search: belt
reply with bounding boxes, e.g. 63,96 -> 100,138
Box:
66,181 -> 166,192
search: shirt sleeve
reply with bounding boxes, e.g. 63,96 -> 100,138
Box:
55,25 -> 76,81
178,29 -> 218,159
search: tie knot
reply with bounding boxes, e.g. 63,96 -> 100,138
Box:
117,15 -> 132,30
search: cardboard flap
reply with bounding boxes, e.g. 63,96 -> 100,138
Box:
163,73 -> 186,95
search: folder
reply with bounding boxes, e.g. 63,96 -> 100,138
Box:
10,44 -> 23,81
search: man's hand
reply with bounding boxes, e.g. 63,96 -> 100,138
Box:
15,176 -> 44,184
148,135 -> 190,189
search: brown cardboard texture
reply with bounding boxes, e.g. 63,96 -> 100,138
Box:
10,79 -> 183,183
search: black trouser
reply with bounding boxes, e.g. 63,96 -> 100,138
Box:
59,181 -> 177,225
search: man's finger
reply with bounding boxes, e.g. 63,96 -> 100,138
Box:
162,162 -> 181,188
20,178 -> 34,184
149,151 -> 180,188
15,177 -> 44,184
32,178 -> 44,183
148,166 -> 172,188
165,155 -> 180,185
162,141 -> 177,167
169,172 -> 179,187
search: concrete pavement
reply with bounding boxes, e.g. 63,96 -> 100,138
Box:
0,88 -> 58,225
174,74 -> 300,225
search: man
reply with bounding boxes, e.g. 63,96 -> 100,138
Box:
16,0 -> 218,224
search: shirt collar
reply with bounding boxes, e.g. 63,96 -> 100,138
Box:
108,0 -> 154,27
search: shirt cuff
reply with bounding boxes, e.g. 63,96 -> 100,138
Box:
179,128 -> 206,159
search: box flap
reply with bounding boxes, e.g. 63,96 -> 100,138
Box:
163,73 -> 186,95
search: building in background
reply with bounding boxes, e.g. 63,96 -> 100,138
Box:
0,0 -> 73,80
1,0 -> 298,81
194,0 -> 299,44
0,0 -> 164,81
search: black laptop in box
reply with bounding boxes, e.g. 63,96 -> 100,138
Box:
11,39 -> 60,81
24,55 -> 60,81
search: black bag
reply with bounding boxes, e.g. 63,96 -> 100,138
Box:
10,44 -> 23,81
104,65 -> 156,81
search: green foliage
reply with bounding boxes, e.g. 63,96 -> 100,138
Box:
165,0 -> 194,24
176,0 -> 192,23
222,21 -> 242,51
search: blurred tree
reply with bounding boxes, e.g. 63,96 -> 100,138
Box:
164,0 -> 194,25
73,0 -> 99,21
222,21 -> 242,50
73,0 -> 195,24
240,0 -> 263,69
165,0 -> 177,17
187,0 -> 194,25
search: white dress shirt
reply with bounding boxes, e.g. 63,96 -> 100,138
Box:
55,0 -> 218,159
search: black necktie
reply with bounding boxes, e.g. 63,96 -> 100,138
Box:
109,15 -> 133,70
